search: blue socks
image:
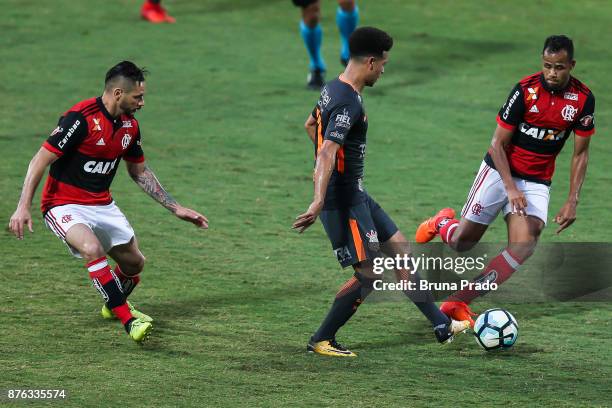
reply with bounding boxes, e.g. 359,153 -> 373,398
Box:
300,21 -> 326,72
336,5 -> 359,63
300,5 -> 359,71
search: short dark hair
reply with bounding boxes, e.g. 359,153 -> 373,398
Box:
542,35 -> 574,60
349,26 -> 393,59
105,61 -> 147,89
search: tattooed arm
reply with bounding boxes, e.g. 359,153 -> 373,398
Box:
126,161 -> 208,228
128,163 -> 178,212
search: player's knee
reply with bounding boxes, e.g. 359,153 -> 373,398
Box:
451,225 -> 484,252
124,254 -> 146,276
303,4 -> 320,27
134,254 -> 146,274
508,241 -> 537,262
448,229 -> 478,252
338,0 -> 355,11
304,14 -> 319,27
79,241 -> 105,261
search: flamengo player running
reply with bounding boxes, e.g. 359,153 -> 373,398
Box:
293,27 -> 470,357
416,35 -> 595,325
8,61 -> 208,343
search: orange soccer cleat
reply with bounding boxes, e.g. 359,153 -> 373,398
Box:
415,208 -> 456,243
141,0 -> 176,24
440,301 -> 477,329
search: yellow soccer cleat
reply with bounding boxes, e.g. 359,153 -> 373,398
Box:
101,301 -> 153,322
307,338 -> 357,357
128,318 -> 153,343
101,303 -> 114,320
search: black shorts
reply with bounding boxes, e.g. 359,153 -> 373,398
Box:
320,191 -> 399,268
292,0 -> 318,7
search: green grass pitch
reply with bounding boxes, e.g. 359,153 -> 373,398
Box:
0,0 -> 610,406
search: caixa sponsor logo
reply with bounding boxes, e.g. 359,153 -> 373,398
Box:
57,120 -> 81,148
83,158 -> 118,175
519,122 -> 567,141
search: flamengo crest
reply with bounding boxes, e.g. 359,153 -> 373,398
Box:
561,105 -> 578,121
121,134 -> 131,149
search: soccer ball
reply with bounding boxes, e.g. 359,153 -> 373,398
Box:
473,308 -> 519,351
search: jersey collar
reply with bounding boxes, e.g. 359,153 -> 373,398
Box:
96,96 -> 121,126
338,74 -> 361,96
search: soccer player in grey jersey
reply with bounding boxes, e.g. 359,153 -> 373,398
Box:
294,27 -> 470,357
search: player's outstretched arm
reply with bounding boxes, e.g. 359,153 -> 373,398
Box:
293,140 -> 340,233
8,147 -> 59,239
554,135 -> 590,234
489,125 -> 528,216
126,161 -> 208,229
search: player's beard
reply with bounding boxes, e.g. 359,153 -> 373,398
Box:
546,80 -> 561,91
120,102 -> 138,117
545,76 -> 569,91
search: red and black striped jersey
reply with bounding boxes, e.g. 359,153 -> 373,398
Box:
485,72 -> 595,185
41,97 -> 144,213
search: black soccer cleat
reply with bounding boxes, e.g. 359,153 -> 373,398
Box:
307,69 -> 325,90
434,319 -> 471,344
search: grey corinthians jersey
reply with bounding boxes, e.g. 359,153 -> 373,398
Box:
312,78 -> 368,187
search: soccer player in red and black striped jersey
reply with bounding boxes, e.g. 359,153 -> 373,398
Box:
8,61 -> 208,343
294,27 -> 470,357
415,35 -> 596,325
